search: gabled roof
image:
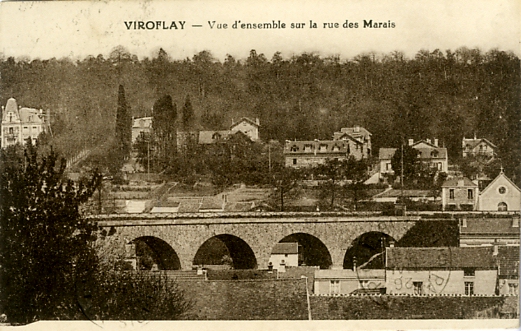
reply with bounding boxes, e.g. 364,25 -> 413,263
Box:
412,139 -> 438,148
18,108 -> 43,124
460,218 -> 520,235
132,116 -> 153,128
230,117 -> 260,129
386,247 -> 497,269
336,126 -> 372,137
463,137 -> 497,149
271,242 -> 298,254
332,132 -> 364,144
480,171 -> 521,195
497,246 -> 520,277
442,177 -> 478,188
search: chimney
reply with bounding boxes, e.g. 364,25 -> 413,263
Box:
389,241 -> 395,248
434,138 -> 439,147
354,125 -> 360,133
408,139 -> 414,146
256,117 -> 260,125
458,179 -> 464,187
426,138 -> 431,144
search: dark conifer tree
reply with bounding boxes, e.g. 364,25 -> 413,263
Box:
115,85 -> 131,162
181,94 -> 194,131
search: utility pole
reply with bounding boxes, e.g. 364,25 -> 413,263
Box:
268,143 -> 271,174
401,142 -> 404,198
147,137 -> 150,182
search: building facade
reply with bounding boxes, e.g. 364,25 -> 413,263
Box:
379,139 -> 448,180
230,117 -> 260,142
478,171 -> 521,212
314,269 -> 385,295
441,177 -> 479,211
385,247 -> 498,296
284,126 -> 371,168
459,217 -> 520,247
1,98 -> 48,148
268,242 -> 299,270
462,136 -> 496,158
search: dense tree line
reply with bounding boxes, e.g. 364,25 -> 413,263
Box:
0,47 -> 519,184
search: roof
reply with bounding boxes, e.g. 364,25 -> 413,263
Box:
441,177 -> 478,188
480,171 -> 521,195
271,242 -> 299,254
463,137 -> 497,149
415,147 -> 447,160
224,202 -> 254,212
230,117 -> 260,129
132,117 -> 153,128
379,148 -> 397,160
460,218 -> 520,235
199,197 -> 223,210
198,130 -> 230,144
373,189 -> 434,198
378,146 -> 447,160
315,269 -> 385,280
386,247 -> 497,269
284,140 -> 355,154
333,126 -> 371,139
3,98 -> 44,124
411,139 -> 439,148
497,246 -> 519,277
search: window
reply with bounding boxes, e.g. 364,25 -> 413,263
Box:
467,189 -> 473,200
304,144 -> 313,152
386,163 -> 392,171
513,219 -> 519,228
332,145 -> 340,152
498,202 -> 508,211
290,145 -> 299,152
498,186 -> 506,194
437,162 -> 442,170
449,189 -> 455,199
463,268 -> 475,277
431,150 -> 439,158
8,127 -> 13,134
330,280 -> 340,294
465,282 -> 474,295
292,159 -> 297,165
413,282 -> 423,295
319,144 -> 328,152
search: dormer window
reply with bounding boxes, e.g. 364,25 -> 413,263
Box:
212,132 -> 221,140
431,150 -> 439,158
319,144 -> 328,152
332,144 -> 340,152
290,145 -> 299,152
303,144 -> 313,152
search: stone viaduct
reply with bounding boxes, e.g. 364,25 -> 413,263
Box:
93,212 -> 425,270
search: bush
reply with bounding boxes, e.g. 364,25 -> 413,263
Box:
77,270 -> 192,320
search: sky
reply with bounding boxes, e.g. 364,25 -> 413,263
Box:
0,0 -> 519,61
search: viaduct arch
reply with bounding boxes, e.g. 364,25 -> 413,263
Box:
96,215 -> 418,270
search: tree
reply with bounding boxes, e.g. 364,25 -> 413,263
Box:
152,95 -> 177,168
270,167 -> 301,211
343,157 -> 370,210
114,85 -> 132,164
0,143 -> 102,323
181,94 -> 194,130
391,144 -> 418,184
315,158 -> 344,208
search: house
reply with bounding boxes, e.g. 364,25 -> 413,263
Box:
462,136 -> 496,158
379,138 -> 448,180
496,246 -> 519,296
441,177 -> 479,211
131,116 -> 153,143
284,126 -> 371,168
1,98 -> 48,147
478,170 -> 521,212
268,242 -> 299,270
332,126 -> 372,157
314,269 -> 385,295
230,117 -> 260,141
284,140 -> 351,168
385,246 -> 498,295
459,217 -> 520,247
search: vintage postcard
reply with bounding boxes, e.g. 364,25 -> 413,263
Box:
0,0 -> 519,329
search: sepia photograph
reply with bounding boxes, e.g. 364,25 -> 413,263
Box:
0,0 -> 519,329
